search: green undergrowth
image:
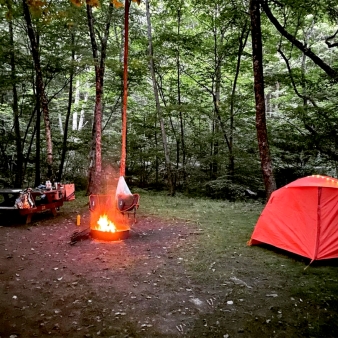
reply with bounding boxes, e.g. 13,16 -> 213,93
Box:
62,190 -> 89,213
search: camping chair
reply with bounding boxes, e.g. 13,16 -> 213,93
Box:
88,194 -> 114,213
116,193 -> 140,223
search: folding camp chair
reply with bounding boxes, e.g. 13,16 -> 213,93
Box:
89,193 -> 140,224
88,194 -> 114,213
116,193 -> 140,223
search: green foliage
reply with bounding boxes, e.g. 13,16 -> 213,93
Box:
205,177 -> 247,200
204,174 -> 265,201
0,0 -> 338,198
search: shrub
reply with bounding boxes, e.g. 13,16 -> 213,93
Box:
205,177 -> 247,201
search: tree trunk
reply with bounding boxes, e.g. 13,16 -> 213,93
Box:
228,22 -> 249,178
7,3 -> 23,187
78,90 -> 88,131
34,98 -> 41,187
213,33 -> 222,179
211,120 -> 218,179
250,0 -> 276,199
73,79 -> 80,131
58,32 -> 75,182
23,0 -> 53,180
120,0 -> 130,177
86,3 -> 113,194
176,8 -> 186,184
146,0 -> 175,196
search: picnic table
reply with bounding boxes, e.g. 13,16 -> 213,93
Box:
0,187 -> 64,224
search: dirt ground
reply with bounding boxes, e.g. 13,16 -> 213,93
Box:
0,204 -> 335,337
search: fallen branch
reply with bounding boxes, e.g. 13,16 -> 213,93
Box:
70,227 -> 91,245
189,231 -> 204,235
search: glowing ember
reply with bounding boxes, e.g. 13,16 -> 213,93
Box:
95,214 -> 116,233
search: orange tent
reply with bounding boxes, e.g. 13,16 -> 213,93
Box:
248,175 -> 338,261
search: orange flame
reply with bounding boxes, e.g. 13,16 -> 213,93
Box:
94,214 -> 116,233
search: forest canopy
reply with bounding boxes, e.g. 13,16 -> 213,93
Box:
0,0 -> 338,199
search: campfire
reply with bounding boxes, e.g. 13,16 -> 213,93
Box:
95,214 -> 117,233
70,177 -> 138,244
89,194 -> 130,241
91,212 -> 130,241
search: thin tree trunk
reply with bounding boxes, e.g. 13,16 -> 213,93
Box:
21,102 -> 37,181
58,32 -> 75,182
250,0 -> 276,199
214,46 -> 221,179
154,117 -> 159,186
24,120 -> 36,185
228,23 -> 249,178
7,2 -> 23,187
58,114 -> 63,135
78,90 -> 88,130
120,0 -> 130,177
73,79 -> 80,131
87,4 -> 102,194
182,66 -> 231,178
146,0 -> 175,195
211,119 -> 218,179
176,8 -> 185,183
212,5 -> 222,179
23,0 -> 53,180
34,98 -> 41,187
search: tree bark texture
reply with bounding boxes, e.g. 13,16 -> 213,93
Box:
213,20 -> 222,179
86,3 -> 113,194
250,0 -> 276,199
176,8 -> 186,180
22,0 -> 53,179
58,32 -> 75,182
228,22 -> 249,178
146,0 -> 175,196
120,0 -> 130,177
86,4 -> 102,194
7,2 -> 23,187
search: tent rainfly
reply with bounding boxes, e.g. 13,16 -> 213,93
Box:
248,175 -> 338,261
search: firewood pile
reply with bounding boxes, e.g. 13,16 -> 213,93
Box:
70,227 -> 91,245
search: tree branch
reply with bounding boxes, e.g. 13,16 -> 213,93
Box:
303,123 -> 338,161
325,29 -> 338,48
261,0 -> 338,80
277,47 -> 318,107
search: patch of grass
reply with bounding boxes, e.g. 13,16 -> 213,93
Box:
138,191 -> 264,279
62,190 -> 88,213
138,191 -> 338,337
